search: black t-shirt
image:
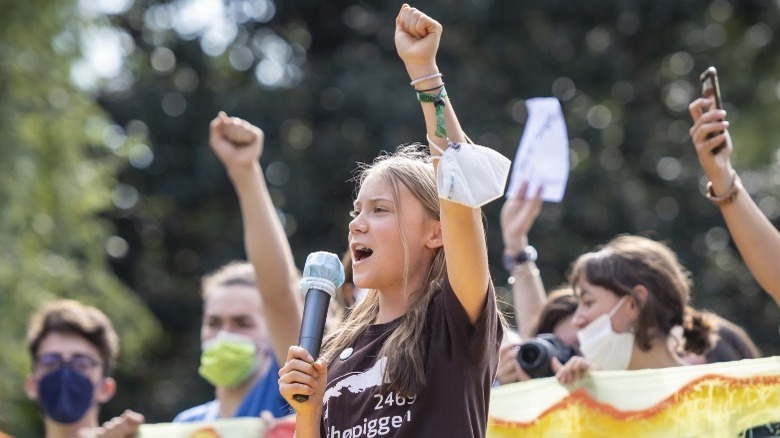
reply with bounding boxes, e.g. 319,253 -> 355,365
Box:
320,276 -> 501,438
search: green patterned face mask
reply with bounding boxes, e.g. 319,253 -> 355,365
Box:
198,332 -> 258,388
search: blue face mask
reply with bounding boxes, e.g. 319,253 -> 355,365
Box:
37,366 -> 95,424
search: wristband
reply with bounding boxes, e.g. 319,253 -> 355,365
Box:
410,72 -> 442,86
416,86 -> 448,138
705,171 -> 740,207
416,83 -> 445,93
503,245 -> 538,272
507,266 -> 540,285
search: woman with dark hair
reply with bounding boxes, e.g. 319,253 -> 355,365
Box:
555,235 -> 717,383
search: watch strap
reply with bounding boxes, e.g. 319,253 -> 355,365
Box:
503,245 -> 537,271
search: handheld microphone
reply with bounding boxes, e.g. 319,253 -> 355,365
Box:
294,251 -> 345,402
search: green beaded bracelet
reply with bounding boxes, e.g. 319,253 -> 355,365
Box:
416,86 -> 448,138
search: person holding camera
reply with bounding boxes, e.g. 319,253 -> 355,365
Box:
510,289 -> 580,380
496,183 -> 580,383
553,235 -> 717,384
496,290 -> 579,383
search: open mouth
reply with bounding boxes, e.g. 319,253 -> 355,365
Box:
352,245 -> 374,262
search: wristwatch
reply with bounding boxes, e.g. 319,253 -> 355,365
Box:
502,245 -> 537,272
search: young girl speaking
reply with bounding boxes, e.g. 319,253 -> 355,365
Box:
278,4 -> 509,437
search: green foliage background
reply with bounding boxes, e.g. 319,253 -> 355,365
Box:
0,0 -> 161,434
2,0 -> 780,433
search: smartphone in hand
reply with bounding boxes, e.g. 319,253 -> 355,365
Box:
699,66 -> 725,155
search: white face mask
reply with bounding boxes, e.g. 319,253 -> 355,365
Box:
576,296 -> 635,371
429,136 -> 511,208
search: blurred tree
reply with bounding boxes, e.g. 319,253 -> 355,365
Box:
0,0 -> 160,434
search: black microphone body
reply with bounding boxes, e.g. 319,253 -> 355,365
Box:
292,251 -> 343,403
298,288 -> 331,359
293,288 -> 332,402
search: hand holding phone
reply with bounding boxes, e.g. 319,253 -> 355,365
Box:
699,66 -> 726,155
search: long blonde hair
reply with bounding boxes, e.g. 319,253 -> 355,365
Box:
321,144 -> 446,397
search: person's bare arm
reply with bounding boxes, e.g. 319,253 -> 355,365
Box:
501,183 -> 546,339
209,113 -> 302,364
396,4 -> 489,324
689,99 -> 780,303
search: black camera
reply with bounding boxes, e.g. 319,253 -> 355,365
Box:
516,333 -> 578,379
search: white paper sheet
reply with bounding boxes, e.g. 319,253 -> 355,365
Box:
506,97 -> 569,203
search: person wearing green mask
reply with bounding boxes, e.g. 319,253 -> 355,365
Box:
174,262 -> 292,421
173,113 -> 302,421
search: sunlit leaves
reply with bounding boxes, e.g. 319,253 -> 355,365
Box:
0,0 -> 159,433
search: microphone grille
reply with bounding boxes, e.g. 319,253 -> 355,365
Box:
299,251 -> 345,297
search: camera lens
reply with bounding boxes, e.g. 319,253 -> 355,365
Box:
516,334 -> 578,379
517,339 -> 553,378
519,345 -> 542,367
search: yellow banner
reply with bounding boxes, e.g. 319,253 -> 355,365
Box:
488,356 -> 780,437
138,418 -> 270,438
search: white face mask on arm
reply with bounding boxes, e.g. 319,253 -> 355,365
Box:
428,136 -> 511,208
576,296 -> 635,371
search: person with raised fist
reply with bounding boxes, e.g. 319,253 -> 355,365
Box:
278,5 -> 508,437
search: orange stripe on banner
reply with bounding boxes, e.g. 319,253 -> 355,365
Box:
489,374 -> 780,436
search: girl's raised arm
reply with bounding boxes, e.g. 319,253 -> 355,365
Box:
395,4 -> 508,323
